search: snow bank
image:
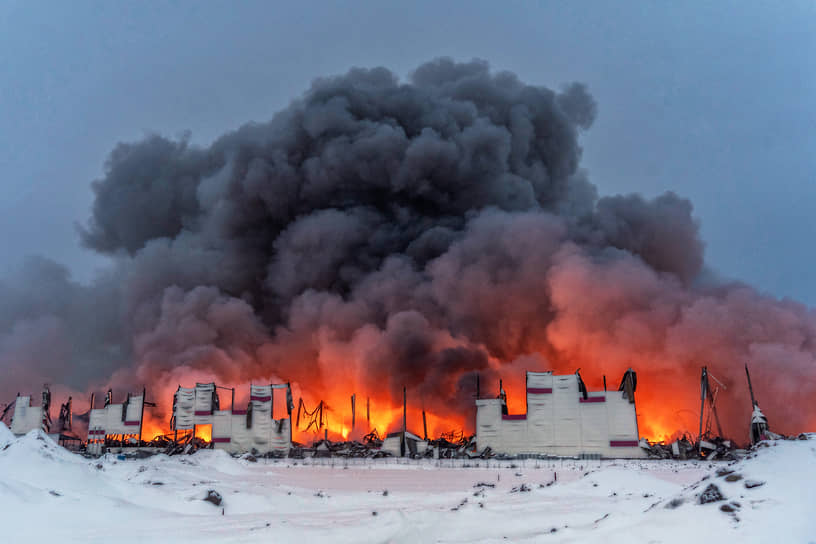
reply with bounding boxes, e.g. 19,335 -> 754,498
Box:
0,434 -> 813,542
653,437 -> 816,542
0,422 -> 13,446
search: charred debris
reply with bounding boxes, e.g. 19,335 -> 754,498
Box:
639,365 -> 797,461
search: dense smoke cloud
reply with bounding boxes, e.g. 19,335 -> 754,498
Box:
1,58 -> 814,440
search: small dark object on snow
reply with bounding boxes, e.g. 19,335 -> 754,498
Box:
550,528 -> 558,533
699,484 -> 725,504
372,511 -> 377,516
382,489 -> 388,496
49,490 -> 61,496
244,455 -> 257,463
510,483 -> 531,493
724,474 -> 743,482
204,490 -> 223,506
716,468 -> 734,477
665,498 -> 684,509
474,482 -> 496,488
797,433 -> 809,440
720,504 -> 736,513
95,463 -> 103,470
744,480 -> 765,489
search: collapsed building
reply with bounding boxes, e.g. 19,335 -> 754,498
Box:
172,383 -> 294,456
2,364 -> 788,459
476,370 -> 645,458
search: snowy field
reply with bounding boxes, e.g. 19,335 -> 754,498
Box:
0,423 -> 813,543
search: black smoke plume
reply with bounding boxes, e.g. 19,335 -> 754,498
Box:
1,58 -> 814,439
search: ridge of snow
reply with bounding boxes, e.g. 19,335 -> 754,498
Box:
0,432 -> 813,542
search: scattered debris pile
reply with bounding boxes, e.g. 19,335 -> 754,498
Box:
285,431 -> 480,459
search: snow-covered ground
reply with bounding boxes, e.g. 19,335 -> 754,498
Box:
0,423 -> 813,543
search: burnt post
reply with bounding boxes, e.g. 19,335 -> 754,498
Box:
138,387 -> 145,445
745,364 -> 757,408
698,366 -> 708,453
286,383 -> 293,444
422,410 -> 428,441
401,387 -> 407,457
351,394 -> 356,432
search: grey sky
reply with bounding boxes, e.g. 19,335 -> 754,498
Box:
1,1 -> 814,303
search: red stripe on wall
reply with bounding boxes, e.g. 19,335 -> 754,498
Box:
194,411 -> 212,416
579,397 -> 605,403
609,440 -> 639,447
501,414 -> 527,420
232,410 -> 247,415
527,387 -> 553,394
124,421 -> 140,426
211,437 -> 231,443
250,396 -> 272,402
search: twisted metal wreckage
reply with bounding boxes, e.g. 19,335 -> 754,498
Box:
0,366 -> 794,460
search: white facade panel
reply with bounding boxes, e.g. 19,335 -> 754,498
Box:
476,371 -> 646,458
211,384 -> 292,455
193,383 -> 216,425
87,393 -> 144,438
173,387 -> 196,430
10,396 -> 45,435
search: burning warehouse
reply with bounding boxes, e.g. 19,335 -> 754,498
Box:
1,59 -> 814,461
477,370 -> 644,458
0,361 -> 789,460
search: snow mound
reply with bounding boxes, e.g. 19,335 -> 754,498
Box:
655,438 -> 816,540
0,422 -> 13,447
0,436 -> 813,542
0,429 -> 86,480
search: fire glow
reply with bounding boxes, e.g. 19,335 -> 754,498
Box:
126,365 -> 740,446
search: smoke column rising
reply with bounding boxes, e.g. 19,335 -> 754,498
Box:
1,58 -> 814,441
